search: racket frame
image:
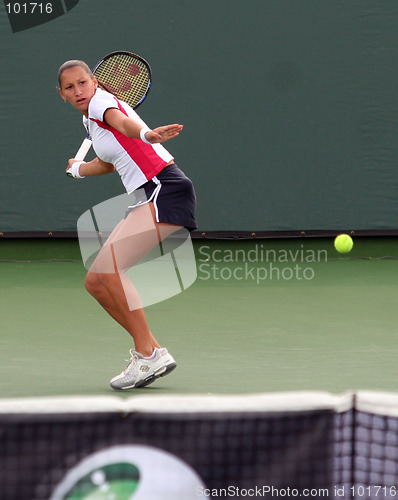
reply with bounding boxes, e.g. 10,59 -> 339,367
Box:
93,50 -> 152,110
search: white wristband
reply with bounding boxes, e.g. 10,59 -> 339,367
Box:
140,127 -> 152,144
70,161 -> 86,179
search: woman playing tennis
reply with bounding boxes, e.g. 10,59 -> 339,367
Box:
58,59 -> 197,390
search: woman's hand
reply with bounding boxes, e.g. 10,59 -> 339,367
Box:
66,158 -> 77,172
145,124 -> 184,144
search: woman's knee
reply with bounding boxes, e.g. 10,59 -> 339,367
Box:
85,271 -> 121,297
84,272 -> 105,297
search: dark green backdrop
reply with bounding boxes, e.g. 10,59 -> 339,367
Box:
1,0 -> 397,233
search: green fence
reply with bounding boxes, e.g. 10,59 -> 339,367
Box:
1,0 -> 398,233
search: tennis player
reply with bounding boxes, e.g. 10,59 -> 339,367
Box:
58,60 -> 197,390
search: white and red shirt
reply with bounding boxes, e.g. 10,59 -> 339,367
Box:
83,88 -> 173,193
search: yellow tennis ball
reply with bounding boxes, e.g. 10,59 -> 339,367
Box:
334,234 -> 353,253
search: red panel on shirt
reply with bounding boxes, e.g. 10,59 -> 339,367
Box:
90,98 -> 167,181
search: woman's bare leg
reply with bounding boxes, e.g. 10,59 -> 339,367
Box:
84,202 -> 181,356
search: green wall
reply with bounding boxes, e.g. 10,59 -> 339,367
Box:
1,0 -> 398,233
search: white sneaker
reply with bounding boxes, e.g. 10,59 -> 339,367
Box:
110,347 -> 176,390
158,347 -> 177,376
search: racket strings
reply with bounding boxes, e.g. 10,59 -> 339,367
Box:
94,54 -> 150,109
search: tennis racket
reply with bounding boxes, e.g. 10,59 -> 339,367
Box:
72,50 -> 152,162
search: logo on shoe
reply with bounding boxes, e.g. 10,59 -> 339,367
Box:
140,366 -> 150,372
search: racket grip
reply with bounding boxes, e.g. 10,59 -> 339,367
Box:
75,138 -> 92,161
66,138 -> 92,178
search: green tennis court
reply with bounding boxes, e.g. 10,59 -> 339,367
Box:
1,236 -> 396,399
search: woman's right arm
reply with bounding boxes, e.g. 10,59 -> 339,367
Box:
66,157 -> 115,177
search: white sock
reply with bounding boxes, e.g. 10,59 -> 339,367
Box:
144,348 -> 157,360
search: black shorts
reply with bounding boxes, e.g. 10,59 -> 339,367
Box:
127,163 -> 197,232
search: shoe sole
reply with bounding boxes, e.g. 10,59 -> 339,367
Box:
136,361 -> 177,388
111,362 -> 177,391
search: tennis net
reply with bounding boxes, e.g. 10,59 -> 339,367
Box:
0,391 -> 398,499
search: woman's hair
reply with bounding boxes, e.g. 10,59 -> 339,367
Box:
57,60 -> 94,87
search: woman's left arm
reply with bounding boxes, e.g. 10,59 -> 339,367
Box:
104,108 -> 183,144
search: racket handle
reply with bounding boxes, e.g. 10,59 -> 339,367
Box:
75,138 -> 92,161
66,138 -> 92,178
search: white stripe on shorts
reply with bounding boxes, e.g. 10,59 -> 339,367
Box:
127,177 -> 162,222
150,176 -> 162,223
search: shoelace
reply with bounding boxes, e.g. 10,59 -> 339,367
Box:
123,349 -> 140,374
